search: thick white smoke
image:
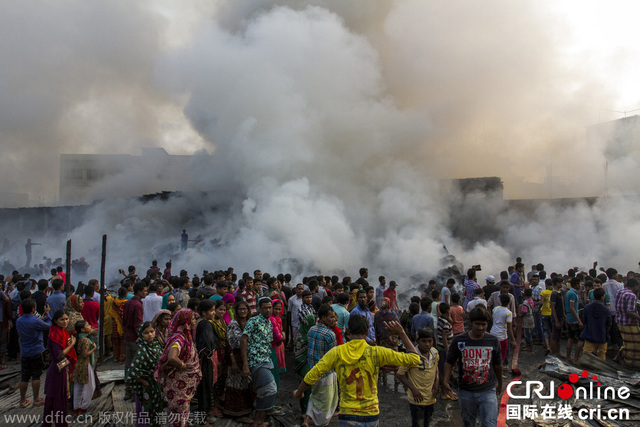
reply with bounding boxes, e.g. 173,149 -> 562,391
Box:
1,1 -> 639,287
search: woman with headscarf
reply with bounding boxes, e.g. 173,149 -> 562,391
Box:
222,301 -> 255,423
152,309 -> 171,349
63,295 -> 85,334
195,299 -> 220,424
294,313 -> 316,419
270,299 -> 287,391
125,321 -> 164,427
222,293 -> 235,325
154,309 -> 202,427
43,310 -> 77,427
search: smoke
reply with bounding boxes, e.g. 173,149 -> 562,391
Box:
1,1 -> 640,286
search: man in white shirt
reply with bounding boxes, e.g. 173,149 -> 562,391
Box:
88,279 -> 101,304
142,283 -> 163,322
490,293 -> 515,364
467,288 -> 487,313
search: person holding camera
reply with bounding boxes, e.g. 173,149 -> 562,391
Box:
462,266 -> 481,312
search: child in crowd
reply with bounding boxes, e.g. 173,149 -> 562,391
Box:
580,288 -> 611,360
491,294 -> 515,364
518,289 -> 534,351
125,321 -> 164,427
398,327 -> 439,427
430,290 -> 440,324
436,303 -> 455,400
72,320 -> 97,414
539,280 -> 553,355
168,302 -> 181,317
449,293 -> 465,336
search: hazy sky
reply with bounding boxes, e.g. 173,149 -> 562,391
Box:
1,0 -> 638,203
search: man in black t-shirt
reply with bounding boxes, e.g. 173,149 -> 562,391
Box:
550,276 -> 565,356
443,306 -> 502,427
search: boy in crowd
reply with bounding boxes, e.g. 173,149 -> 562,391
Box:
430,290 -> 440,323
411,298 -> 434,342
564,277 -> 583,363
550,277 -> 565,357
449,293 -> 466,336
293,316 -> 420,427
442,307 -> 502,427
490,294 -> 516,364
518,289 -> 535,351
539,279 -> 553,354
580,288 -> 611,360
436,303 -> 455,400
398,327 -> 439,427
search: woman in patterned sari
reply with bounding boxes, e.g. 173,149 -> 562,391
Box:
222,300 -> 255,423
63,295 -> 85,334
125,322 -> 164,427
154,309 -> 202,427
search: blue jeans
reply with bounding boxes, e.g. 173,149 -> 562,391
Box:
458,388 -> 498,427
534,312 -> 544,342
339,415 -> 379,426
339,419 -> 378,427
523,328 -> 532,346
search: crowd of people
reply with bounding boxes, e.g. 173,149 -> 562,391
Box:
0,258 -> 638,427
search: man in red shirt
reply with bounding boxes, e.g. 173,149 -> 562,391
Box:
384,281 -> 399,312
122,282 -> 147,400
81,287 -> 100,330
56,266 -> 66,284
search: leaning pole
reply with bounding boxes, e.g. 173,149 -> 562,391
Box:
99,234 -> 107,361
65,240 -> 71,296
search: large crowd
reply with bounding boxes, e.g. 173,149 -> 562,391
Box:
0,258 -> 639,427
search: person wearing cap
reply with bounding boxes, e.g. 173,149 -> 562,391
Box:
482,276 -> 499,303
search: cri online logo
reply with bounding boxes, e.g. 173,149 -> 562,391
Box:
506,370 -> 631,400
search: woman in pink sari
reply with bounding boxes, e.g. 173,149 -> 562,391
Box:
154,309 -> 202,427
270,299 -> 286,390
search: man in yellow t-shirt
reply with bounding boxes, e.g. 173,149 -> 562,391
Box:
293,315 -> 420,426
398,327 -> 439,427
539,282 -> 553,354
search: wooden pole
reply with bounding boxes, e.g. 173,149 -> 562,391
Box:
99,234 -> 107,361
65,240 -> 71,296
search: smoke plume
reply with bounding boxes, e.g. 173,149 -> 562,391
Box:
1,1 -> 639,286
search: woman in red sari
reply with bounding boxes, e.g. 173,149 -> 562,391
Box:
154,309 -> 202,427
43,310 -> 77,427
270,299 -> 286,390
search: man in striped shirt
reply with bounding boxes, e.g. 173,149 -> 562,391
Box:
304,305 -> 339,426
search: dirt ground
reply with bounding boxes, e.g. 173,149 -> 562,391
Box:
274,340 -> 636,427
